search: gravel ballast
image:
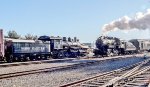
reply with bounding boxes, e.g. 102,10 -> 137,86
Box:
0,56 -> 146,87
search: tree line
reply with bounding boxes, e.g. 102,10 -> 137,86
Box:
4,30 -> 38,40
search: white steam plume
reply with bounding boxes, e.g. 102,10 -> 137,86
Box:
102,9 -> 150,35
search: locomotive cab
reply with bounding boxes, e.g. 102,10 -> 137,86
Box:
50,36 -> 64,58
38,36 -> 64,58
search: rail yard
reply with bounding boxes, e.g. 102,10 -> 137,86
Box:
1,1 -> 150,87
60,57 -> 150,87
0,28 -> 150,87
0,53 -> 149,87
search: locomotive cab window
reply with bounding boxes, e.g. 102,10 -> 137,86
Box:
54,40 -> 61,44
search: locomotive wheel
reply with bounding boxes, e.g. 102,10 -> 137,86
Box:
32,55 -> 38,60
45,55 -> 51,60
6,55 -> 13,63
37,55 -> 41,60
43,55 -> 48,60
46,55 -> 51,59
10,55 -> 13,62
58,52 -> 64,59
18,57 -> 24,62
23,57 -> 28,61
64,52 -> 69,58
14,57 -> 19,62
95,55 -> 99,58
107,51 -> 111,57
41,55 -> 46,60
29,55 -> 36,61
29,57 -> 34,61
13,57 -> 16,62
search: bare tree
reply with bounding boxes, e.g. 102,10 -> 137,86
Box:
25,34 -> 38,40
33,35 -> 38,40
4,35 -> 8,38
7,30 -> 20,39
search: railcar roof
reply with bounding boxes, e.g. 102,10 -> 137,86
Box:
49,36 -> 62,40
38,36 -> 62,41
130,39 -> 150,42
5,38 -> 36,43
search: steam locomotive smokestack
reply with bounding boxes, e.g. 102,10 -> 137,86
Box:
68,37 -> 71,42
63,37 -> 67,41
74,37 -> 77,42
102,9 -> 150,35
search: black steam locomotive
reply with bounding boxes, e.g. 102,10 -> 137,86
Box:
93,36 -> 137,57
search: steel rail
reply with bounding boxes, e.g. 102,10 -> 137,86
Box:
0,60 -> 102,80
60,58 -> 149,87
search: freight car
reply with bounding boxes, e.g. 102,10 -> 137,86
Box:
94,36 -> 137,57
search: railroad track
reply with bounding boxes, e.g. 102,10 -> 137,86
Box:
0,60 -> 105,80
0,55 -> 136,80
0,58 -> 74,67
121,69 -> 150,87
0,55 -> 147,83
60,58 -> 150,87
0,54 -> 143,67
113,62 -> 150,87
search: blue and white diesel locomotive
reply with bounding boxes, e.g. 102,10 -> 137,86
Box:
4,38 -> 51,62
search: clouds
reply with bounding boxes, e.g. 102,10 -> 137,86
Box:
102,9 -> 150,34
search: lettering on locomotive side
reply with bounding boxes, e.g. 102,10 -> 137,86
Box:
14,46 -> 49,53
20,47 -> 30,52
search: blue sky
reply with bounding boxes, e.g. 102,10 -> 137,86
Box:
0,0 -> 150,42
